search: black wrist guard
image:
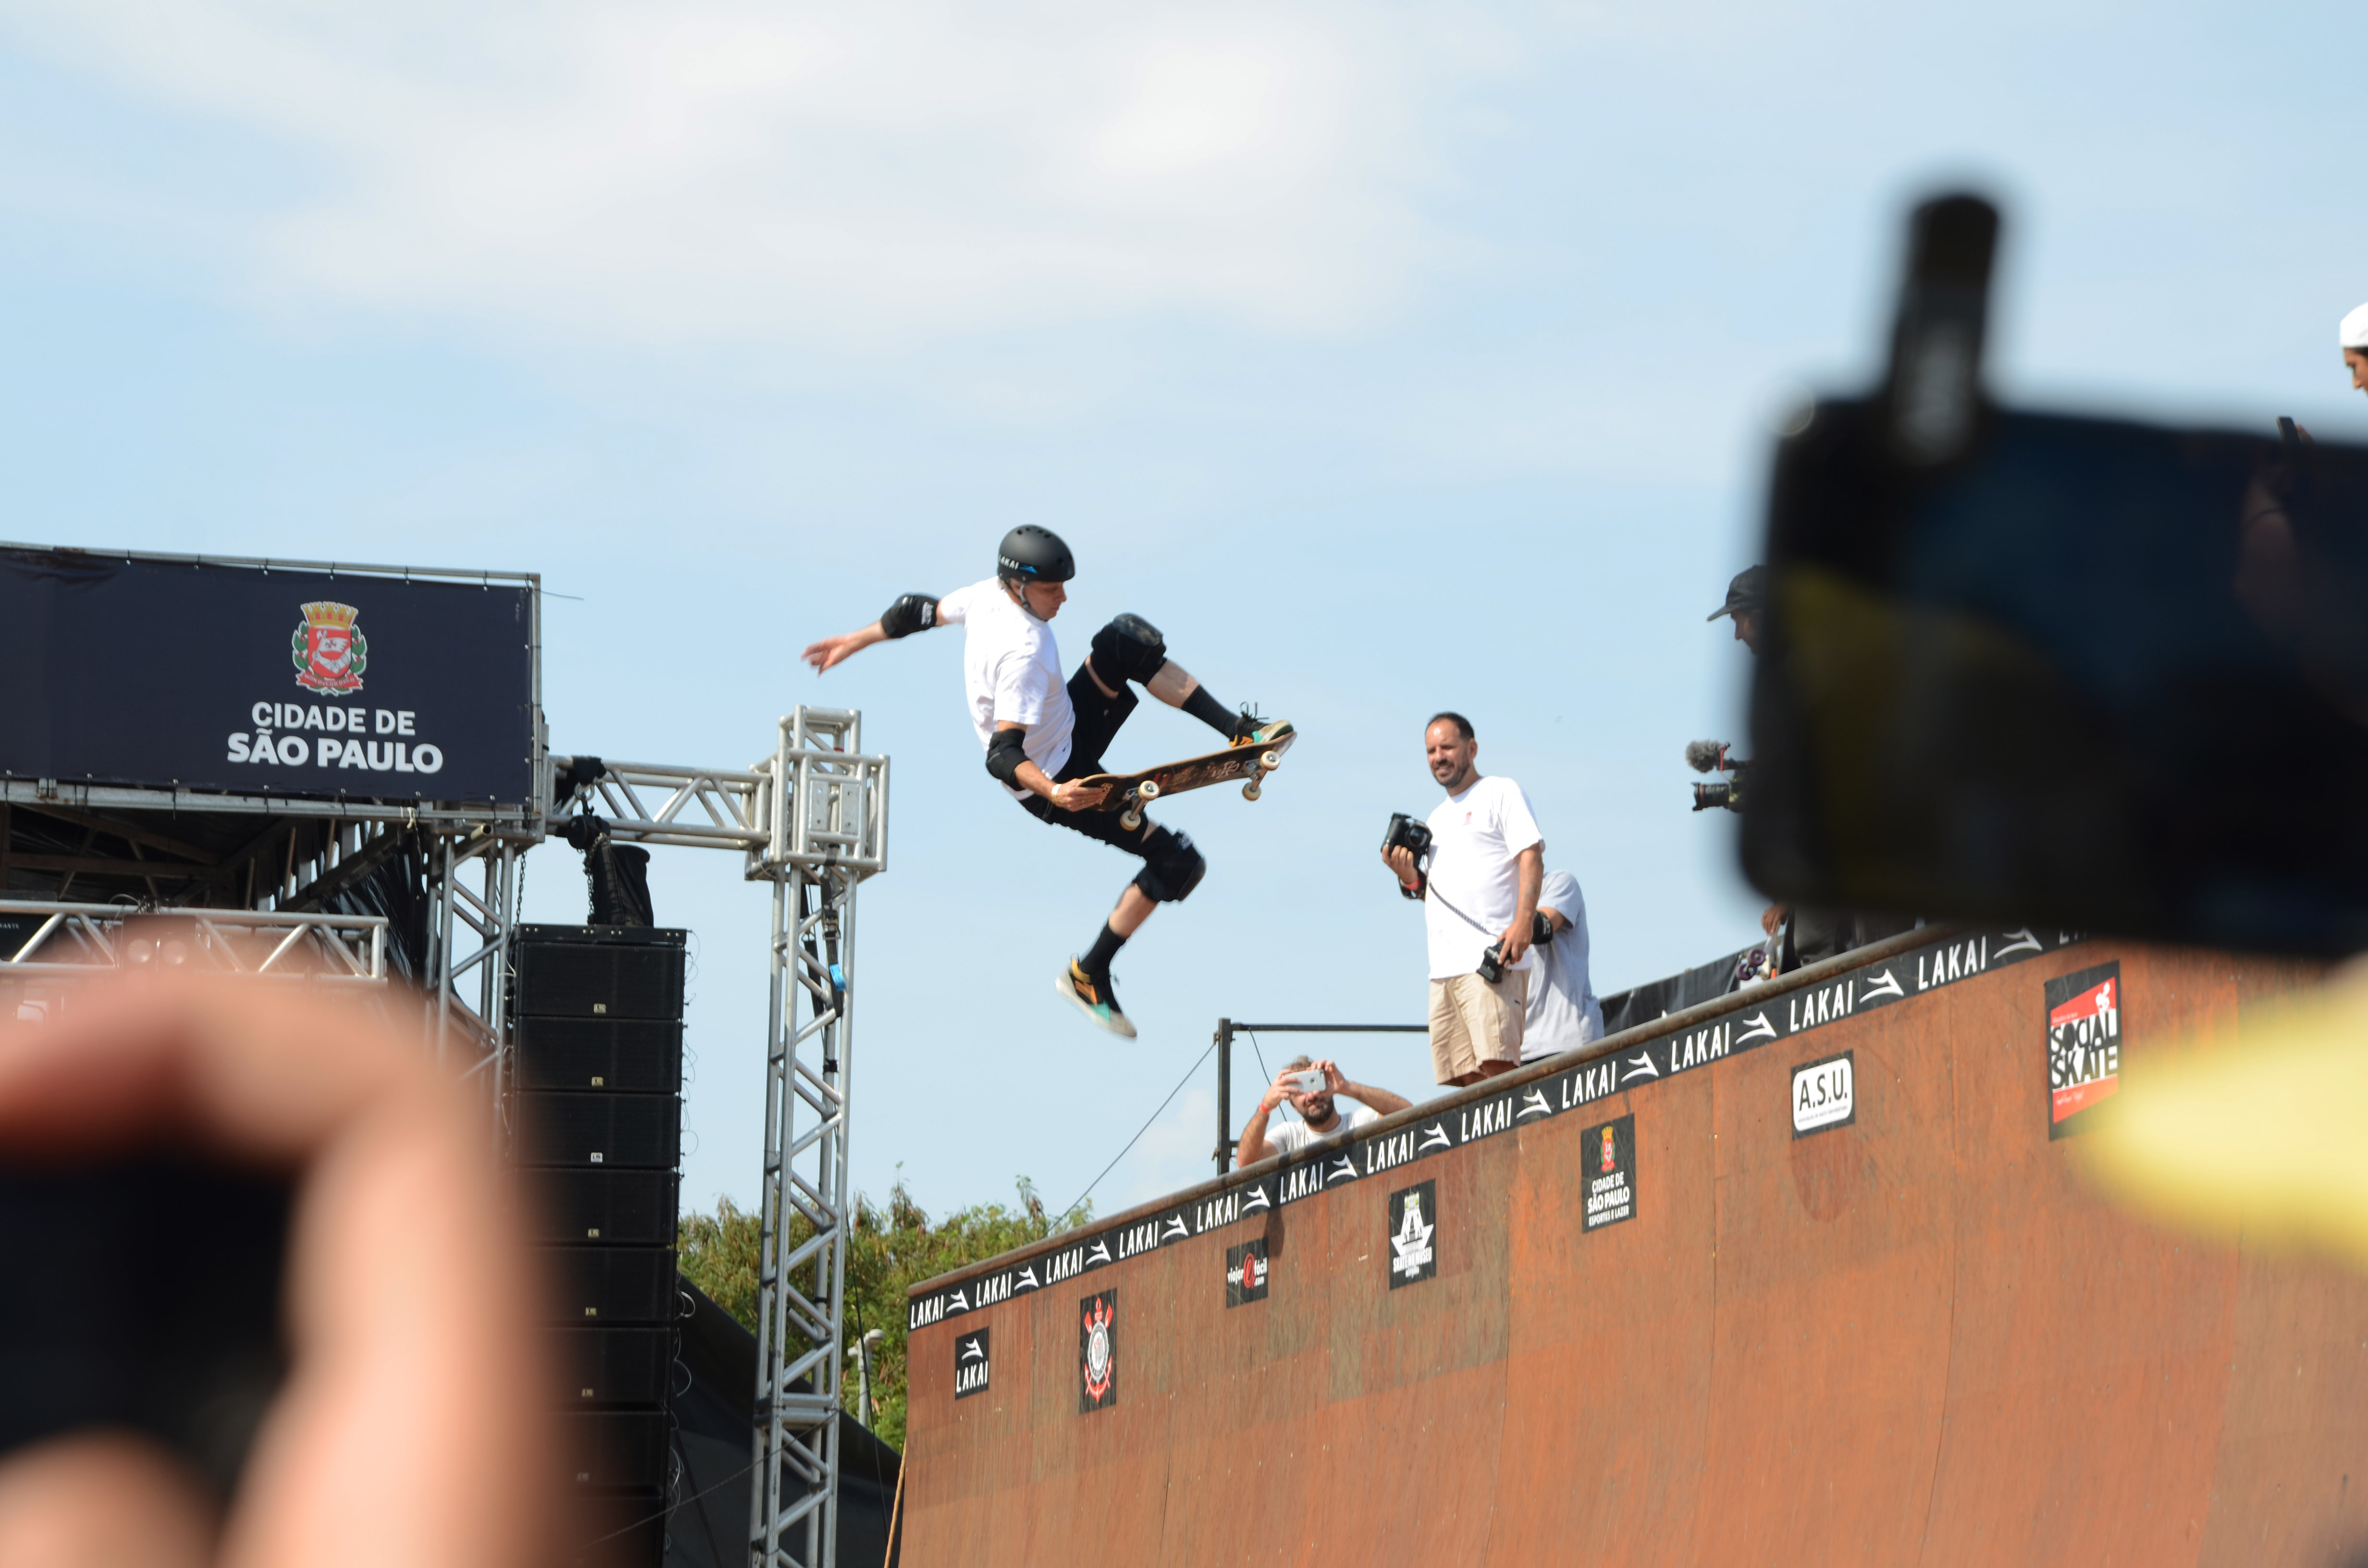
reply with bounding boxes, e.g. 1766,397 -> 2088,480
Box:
986,726 -> 1028,786
880,594 -> 940,639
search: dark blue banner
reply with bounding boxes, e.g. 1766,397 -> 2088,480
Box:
0,549 -> 536,805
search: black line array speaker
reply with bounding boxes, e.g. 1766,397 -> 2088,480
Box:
515,1092 -> 683,1169
548,1328 -> 673,1404
516,941 -> 685,1020
517,1017 -> 685,1092
510,925 -> 688,1568
528,1169 -> 678,1246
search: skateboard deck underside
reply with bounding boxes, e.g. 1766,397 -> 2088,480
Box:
1073,727 -> 1295,816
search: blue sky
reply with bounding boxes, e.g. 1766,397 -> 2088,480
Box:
3,0 -> 2363,1221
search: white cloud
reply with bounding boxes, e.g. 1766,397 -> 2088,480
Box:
2,0 -> 1518,348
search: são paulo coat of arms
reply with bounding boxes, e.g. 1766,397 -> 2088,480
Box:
292,601 -> 367,694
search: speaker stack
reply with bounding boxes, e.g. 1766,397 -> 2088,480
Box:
510,924 -> 688,1568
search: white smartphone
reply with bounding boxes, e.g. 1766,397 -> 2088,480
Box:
1286,1069 -> 1327,1095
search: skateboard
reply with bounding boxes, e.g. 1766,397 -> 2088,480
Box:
1072,722 -> 1297,830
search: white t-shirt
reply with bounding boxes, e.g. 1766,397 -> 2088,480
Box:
936,578 -> 1074,798
1522,869 -> 1603,1061
1423,775 -> 1545,980
1263,1102 -> 1379,1159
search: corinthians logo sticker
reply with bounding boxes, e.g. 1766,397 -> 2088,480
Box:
1078,1289 -> 1117,1413
1387,1179 -> 1437,1289
953,1328 -> 991,1401
292,602 -> 367,694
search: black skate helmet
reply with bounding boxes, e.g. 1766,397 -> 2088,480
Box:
996,525 -> 1075,588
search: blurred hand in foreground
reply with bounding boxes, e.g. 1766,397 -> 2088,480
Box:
0,975 -> 554,1568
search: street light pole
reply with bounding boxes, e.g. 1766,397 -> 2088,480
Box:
849,1328 -> 885,1430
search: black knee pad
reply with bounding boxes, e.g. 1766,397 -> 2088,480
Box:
1133,827 -> 1207,904
1091,613 -> 1168,686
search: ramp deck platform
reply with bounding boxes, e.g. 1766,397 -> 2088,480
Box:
901,930 -> 2364,1565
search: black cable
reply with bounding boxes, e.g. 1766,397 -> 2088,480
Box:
1241,1027 -> 1273,1084
1062,1036 -> 1217,1221
579,1455 -> 756,1546
1243,1026 -> 1287,1125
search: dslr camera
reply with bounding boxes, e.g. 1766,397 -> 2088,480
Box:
1381,812 -> 1433,899
1686,739 -> 1750,813
1477,912 -> 1558,984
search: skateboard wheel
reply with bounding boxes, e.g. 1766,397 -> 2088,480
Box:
1138,779 -> 1162,801
1260,750 -> 1281,770
1121,808 -> 1144,831
1242,780 -> 1261,801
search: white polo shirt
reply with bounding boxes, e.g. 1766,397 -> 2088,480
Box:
936,577 -> 1075,797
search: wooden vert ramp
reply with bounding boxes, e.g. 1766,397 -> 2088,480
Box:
900,932 -> 2368,1566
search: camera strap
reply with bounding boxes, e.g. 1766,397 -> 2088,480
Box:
1426,884 -> 1495,937
1425,881 -> 1554,947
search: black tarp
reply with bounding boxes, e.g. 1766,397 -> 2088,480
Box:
1596,942 -> 1762,1038
665,1281 -> 901,1568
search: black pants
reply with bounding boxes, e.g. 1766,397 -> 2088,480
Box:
1057,653 -> 1136,782
1016,657 -> 1204,903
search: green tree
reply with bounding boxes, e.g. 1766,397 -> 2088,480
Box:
679,1176 -> 1087,1450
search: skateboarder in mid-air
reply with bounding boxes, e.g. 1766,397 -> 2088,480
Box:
801,526 -> 1283,1038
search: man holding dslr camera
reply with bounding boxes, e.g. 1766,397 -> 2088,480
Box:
1383,712 -> 1545,1086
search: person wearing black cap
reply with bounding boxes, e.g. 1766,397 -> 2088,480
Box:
1710,563 -> 1914,970
1706,564 -> 1766,653
1707,564 -> 1790,951
802,527 -> 1279,1038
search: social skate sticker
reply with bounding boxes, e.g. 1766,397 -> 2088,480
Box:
2047,961 -> 2122,1139
1387,1180 -> 1438,1289
1791,1051 -> 1856,1137
1225,1237 -> 1270,1308
954,1327 -> 991,1400
1079,1289 -> 1117,1413
1582,1115 -> 1637,1232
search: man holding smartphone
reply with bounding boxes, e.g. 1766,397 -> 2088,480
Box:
1235,1055 -> 1411,1166
1381,711 -> 1545,1087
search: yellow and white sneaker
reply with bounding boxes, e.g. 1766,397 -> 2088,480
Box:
1056,959 -> 1137,1039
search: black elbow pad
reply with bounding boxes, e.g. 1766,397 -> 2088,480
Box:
986,727 -> 1028,786
880,594 -> 940,639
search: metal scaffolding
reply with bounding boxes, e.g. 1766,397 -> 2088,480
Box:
577,708 -> 888,1568
3,639 -> 885,1561
0,900 -> 391,985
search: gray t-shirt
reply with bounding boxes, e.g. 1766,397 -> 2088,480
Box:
1263,1102 -> 1379,1159
1522,870 -> 1603,1061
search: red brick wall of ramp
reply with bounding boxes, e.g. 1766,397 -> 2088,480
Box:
901,941 -> 2368,1566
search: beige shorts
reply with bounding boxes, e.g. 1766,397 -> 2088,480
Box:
1428,968 -> 1529,1083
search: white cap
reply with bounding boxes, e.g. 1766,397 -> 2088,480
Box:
2343,302 -> 2368,351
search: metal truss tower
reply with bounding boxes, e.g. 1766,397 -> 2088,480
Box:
573,708 -> 888,1568
4,684 -> 886,1563
0,781 -> 540,1088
